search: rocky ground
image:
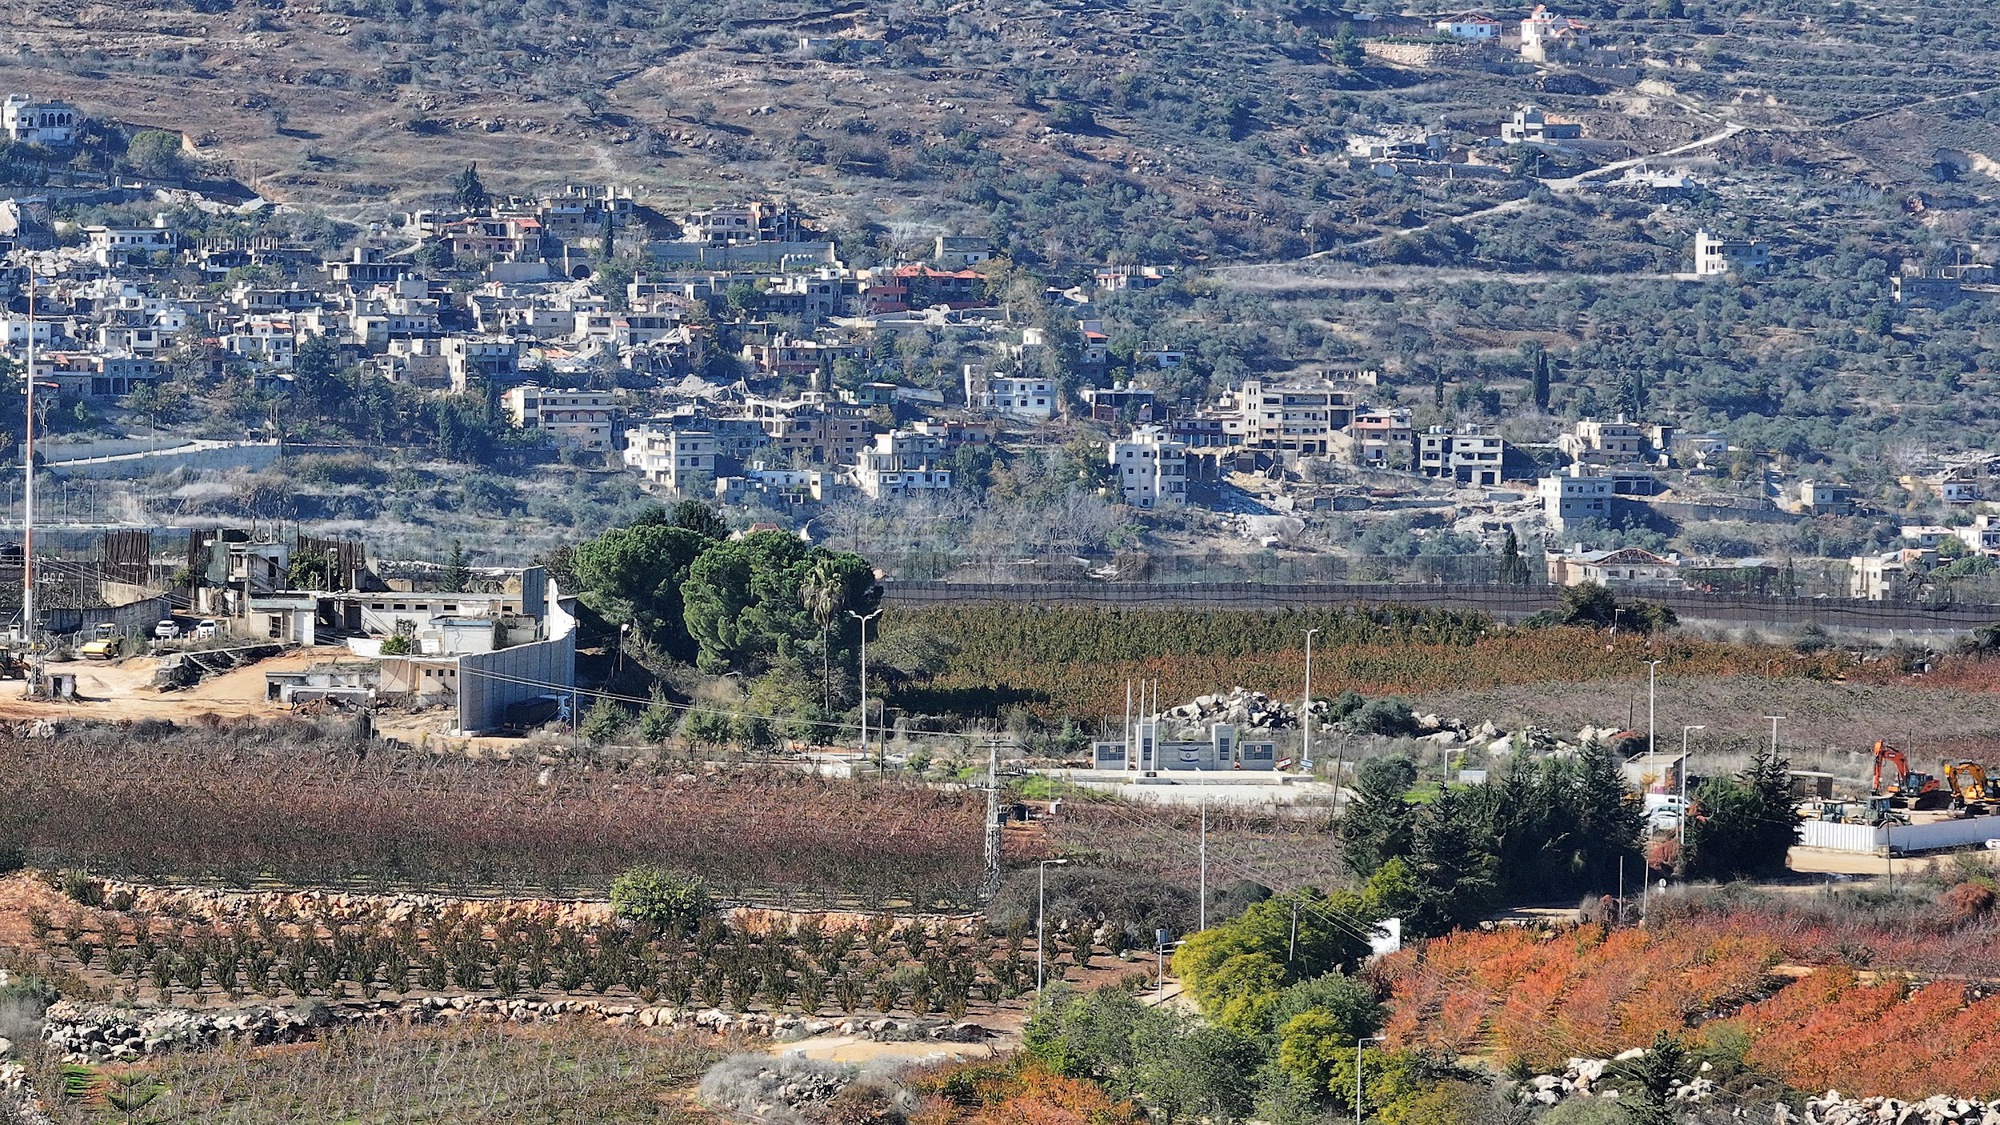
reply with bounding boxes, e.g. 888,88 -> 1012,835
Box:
34,993 -> 988,1064
1525,1052 -> 2000,1125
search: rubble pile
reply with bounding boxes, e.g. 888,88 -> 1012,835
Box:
40,997 -> 987,1062
1161,690 -> 1632,758
1522,1051 -> 1719,1105
1163,688 -> 1311,733
1793,1092 -> 2000,1125
1527,1057 -> 2000,1125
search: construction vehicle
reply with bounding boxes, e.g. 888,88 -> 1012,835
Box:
0,649 -> 25,680
1817,797 -> 1909,827
79,624 -> 120,660
1872,741 -> 1950,809
1942,760 -> 2000,810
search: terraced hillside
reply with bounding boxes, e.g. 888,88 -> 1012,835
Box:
5,0 -> 1999,266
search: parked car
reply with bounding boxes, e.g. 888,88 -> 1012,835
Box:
194,619 -> 219,639
153,619 -> 181,640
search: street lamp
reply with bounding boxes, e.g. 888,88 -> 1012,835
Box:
1302,627 -> 1320,771
1356,1034 -> 1386,1125
1679,725 -> 1705,847
850,608 -> 882,761
1037,858 -> 1070,994
1645,659 -> 1664,772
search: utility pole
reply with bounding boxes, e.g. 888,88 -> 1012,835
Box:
1303,627 -> 1319,770
1036,857 -> 1068,994
850,608 -> 882,765
1645,659 -> 1664,775
1680,724 -> 1705,848
983,735 -> 1002,899
20,261 -> 37,664
1198,796 -> 1208,931
1765,715 -> 1784,758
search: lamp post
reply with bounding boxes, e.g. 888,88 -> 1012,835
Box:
1303,627 -> 1320,770
1356,1034 -> 1386,1125
1679,724 -> 1705,847
850,608 -> 882,762
1645,659 -> 1664,775
1037,858 -> 1070,994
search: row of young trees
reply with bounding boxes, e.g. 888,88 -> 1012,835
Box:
0,724 -> 985,905
27,894 -> 1035,1020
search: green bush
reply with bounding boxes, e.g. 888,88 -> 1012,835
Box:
610,866 -> 714,933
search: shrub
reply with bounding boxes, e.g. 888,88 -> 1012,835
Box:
610,867 -> 713,934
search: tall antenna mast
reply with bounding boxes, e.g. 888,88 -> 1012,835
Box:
983,735 -> 1002,899
21,261 -> 36,659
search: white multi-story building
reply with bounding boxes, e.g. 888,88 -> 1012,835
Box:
1219,379 -> 1357,455
1558,416 -> 1652,465
964,365 -> 1056,420
623,425 -> 716,492
852,429 -> 953,499
2,95 -> 81,146
1418,425 -> 1506,486
680,201 -> 801,246
84,224 -> 175,268
503,386 -> 616,451
1694,229 -> 1770,277
1539,464 -> 1614,532
1108,426 -> 1188,510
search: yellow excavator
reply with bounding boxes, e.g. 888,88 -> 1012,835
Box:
1941,760 -> 2000,812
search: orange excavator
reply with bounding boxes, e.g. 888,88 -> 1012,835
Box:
1873,741 -> 1949,809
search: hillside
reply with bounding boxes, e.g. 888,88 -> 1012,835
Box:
9,0 -> 2000,269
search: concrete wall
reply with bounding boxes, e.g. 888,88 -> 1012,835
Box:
46,440 -> 282,480
1799,820 -> 1882,853
455,579 -> 576,734
644,241 -> 837,267
40,594 -> 174,637
1799,815 -> 2000,854
1888,815 -> 2000,854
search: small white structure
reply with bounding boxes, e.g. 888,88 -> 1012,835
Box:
1434,15 -> 1503,39
1092,720 -> 1278,772
1501,106 -> 1582,145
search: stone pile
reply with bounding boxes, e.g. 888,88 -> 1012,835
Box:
1163,688 -> 1309,732
1522,1051 -> 1719,1106
1526,1059 -> 2000,1125
40,996 -> 989,1062
1792,1092 -> 2000,1125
